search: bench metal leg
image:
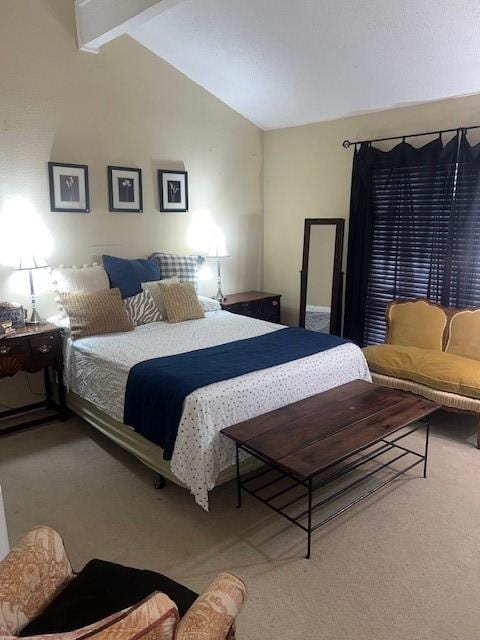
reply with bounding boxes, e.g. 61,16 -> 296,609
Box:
423,418 -> 430,478
232,421 -> 430,560
306,478 -> 313,559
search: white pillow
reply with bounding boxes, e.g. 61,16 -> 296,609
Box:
52,265 -> 109,294
52,265 -> 110,319
47,313 -> 71,333
123,289 -> 162,326
198,296 -> 221,312
141,277 -> 179,318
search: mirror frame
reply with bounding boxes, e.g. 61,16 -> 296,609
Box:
299,218 -> 345,336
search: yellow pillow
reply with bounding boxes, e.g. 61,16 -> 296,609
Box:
387,300 -> 447,350
60,288 -> 134,340
159,282 -> 205,324
446,308 -> 480,361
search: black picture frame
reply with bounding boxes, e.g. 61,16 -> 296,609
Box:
158,170 -> 189,212
48,162 -> 90,213
108,166 -> 143,213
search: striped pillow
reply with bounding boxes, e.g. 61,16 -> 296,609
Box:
141,277 -> 179,319
159,282 -> 205,324
123,289 -> 162,326
60,289 -> 134,340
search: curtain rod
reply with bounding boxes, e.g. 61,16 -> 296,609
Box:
342,124 -> 480,149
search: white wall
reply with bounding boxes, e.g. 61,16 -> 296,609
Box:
0,0 -> 262,405
264,93 -> 480,325
0,0 -> 263,319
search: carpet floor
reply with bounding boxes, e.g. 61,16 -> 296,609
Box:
1,411 -> 479,639
305,311 -> 330,333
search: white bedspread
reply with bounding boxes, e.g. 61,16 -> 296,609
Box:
65,311 -> 371,509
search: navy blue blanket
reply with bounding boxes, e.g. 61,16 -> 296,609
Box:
124,327 -> 348,459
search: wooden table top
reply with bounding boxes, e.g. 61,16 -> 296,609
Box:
2,323 -> 60,340
221,379 -> 440,480
222,291 -> 281,305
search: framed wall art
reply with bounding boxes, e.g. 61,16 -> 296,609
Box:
48,162 -> 90,213
158,170 -> 188,212
108,166 -> 143,213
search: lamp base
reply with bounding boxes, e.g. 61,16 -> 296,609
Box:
214,286 -> 226,302
214,258 -> 226,302
26,308 -> 46,326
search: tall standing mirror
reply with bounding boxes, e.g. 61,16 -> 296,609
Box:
299,218 -> 345,336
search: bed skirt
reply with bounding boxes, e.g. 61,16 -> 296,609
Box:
67,391 -> 262,488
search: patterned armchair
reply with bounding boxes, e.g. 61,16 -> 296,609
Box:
0,486 -> 8,561
0,527 -> 246,640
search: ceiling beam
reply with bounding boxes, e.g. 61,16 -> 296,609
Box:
75,0 -> 186,53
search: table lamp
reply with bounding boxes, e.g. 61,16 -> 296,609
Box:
208,243 -> 230,302
16,254 -> 49,325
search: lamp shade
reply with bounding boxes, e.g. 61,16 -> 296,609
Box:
16,254 -> 49,271
207,243 -> 230,258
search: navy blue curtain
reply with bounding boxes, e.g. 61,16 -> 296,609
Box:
342,133 -> 480,345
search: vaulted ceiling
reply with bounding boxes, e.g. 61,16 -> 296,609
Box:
76,0 -> 480,130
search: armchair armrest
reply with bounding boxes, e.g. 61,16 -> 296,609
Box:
0,526 -> 73,636
175,572 -> 246,640
0,485 -> 9,561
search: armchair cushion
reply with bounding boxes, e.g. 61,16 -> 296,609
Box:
20,560 -> 197,636
363,343 -> 480,399
79,592 -> 178,640
6,593 -> 178,640
8,611 -> 131,640
0,526 -> 73,636
175,572 -> 246,640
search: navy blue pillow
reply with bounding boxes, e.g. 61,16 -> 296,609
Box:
102,255 -> 160,299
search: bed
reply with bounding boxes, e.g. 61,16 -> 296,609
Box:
64,308 -> 371,510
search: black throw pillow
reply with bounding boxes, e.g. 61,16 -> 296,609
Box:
19,559 -> 198,636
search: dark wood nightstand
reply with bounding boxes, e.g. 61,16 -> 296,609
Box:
221,291 -> 282,323
0,323 -> 67,436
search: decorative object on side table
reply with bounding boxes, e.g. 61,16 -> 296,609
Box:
48,162 -> 90,213
0,302 -> 25,329
0,321 -> 15,337
158,170 -> 188,212
221,291 -> 282,323
16,254 -> 50,325
208,243 -> 230,302
108,166 -> 143,213
0,323 -> 67,436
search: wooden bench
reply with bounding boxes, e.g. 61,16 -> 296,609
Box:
222,379 -> 439,558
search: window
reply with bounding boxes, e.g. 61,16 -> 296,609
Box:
352,133 -> 480,345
